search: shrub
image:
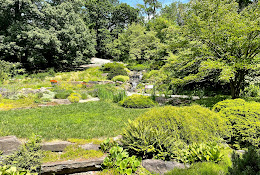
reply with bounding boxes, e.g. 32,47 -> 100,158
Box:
55,90 -> 73,99
215,100 -> 260,149
243,84 -> 260,97
101,63 -> 128,80
1,135 -> 42,173
102,145 -> 141,175
127,63 -> 149,71
100,138 -> 119,153
112,75 -> 129,82
119,94 -> 157,108
102,62 -> 126,72
122,105 -> 227,160
228,147 -> 260,175
212,98 -> 246,112
0,166 -> 32,175
80,93 -> 88,100
68,93 -> 81,103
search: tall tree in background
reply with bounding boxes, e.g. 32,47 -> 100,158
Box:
84,0 -> 139,58
165,0 -> 260,98
0,0 -> 96,71
138,0 -> 162,20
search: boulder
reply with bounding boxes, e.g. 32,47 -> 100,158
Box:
0,136 -> 22,155
41,157 -> 105,175
142,159 -> 188,175
41,141 -> 73,152
51,99 -> 71,105
79,144 -> 100,151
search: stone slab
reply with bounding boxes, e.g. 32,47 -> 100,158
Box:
0,136 -> 22,155
41,141 -> 73,152
41,157 -> 105,175
79,144 -> 100,151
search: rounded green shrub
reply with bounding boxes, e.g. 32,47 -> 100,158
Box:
212,98 -> 246,112
101,63 -> 128,80
68,93 -> 81,103
55,90 -> 73,99
215,100 -> 260,149
112,75 -> 129,82
122,105 -> 227,160
119,94 -> 157,108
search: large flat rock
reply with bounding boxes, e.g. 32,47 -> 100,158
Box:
41,141 -> 73,152
0,136 -> 22,155
41,157 -> 105,175
142,159 -> 188,175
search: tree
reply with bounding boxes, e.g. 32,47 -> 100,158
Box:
137,0 -> 162,20
108,23 -> 165,63
83,0 -> 138,58
0,0 -> 96,71
168,0 -> 260,98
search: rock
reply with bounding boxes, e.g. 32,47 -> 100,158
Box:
41,141 -> 73,152
51,99 -> 71,105
236,150 -> 246,154
142,159 -> 188,175
41,157 -> 105,175
0,136 -> 22,155
79,144 -> 100,151
79,98 -> 100,103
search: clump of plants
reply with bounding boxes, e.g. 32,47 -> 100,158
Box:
68,93 -> 81,103
122,105 -> 227,160
54,90 -> 73,99
1,135 -> 42,173
213,99 -> 260,149
102,145 -> 141,175
101,63 -> 128,80
112,75 -> 129,83
178,142 -> 224,164
228,147 -> 260,175
119,94 -> 157,108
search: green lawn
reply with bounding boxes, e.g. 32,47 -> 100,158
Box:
0,101 -> 148,140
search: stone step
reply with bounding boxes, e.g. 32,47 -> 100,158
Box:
41,157 -> 105,175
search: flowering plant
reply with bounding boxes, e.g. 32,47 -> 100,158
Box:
50,80 -> 57,83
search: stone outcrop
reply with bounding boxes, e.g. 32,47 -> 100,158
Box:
41,141 -> 73,152
0,136 -> 22,155
41,157 -> 105,175
142,159 -> 188,175
79,144 -> 100,151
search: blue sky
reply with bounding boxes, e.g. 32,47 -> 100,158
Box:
119,0 -> 190,7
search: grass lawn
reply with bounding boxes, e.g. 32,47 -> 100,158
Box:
0,101 -> 148,140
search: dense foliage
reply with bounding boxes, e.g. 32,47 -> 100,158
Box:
228,147 -> 260,175
122,105 -> 227,160
119,94 -> 157,108
214,99 -> 260,149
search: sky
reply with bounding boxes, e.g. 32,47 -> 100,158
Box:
119,0 -> 190,7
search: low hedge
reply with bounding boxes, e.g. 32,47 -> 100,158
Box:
119,94 -> 157,108
122,105 -> 227,160
214,99 -> 260,149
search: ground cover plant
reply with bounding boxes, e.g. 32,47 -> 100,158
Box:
42,145 -> 104,163
0,101 -> 148,140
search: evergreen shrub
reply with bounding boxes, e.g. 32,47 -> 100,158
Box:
122,105 -> 227,160
119,94 -> 157,108
228,147 -> 260,175
112,75 -> 129,82
101,63 -> 128,80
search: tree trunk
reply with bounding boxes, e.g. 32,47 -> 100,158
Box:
230,69 -> 246,99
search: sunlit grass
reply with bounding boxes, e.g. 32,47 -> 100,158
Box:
0,101 -> 148,140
